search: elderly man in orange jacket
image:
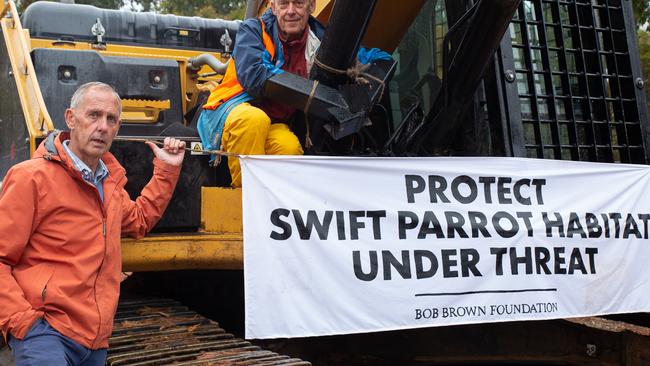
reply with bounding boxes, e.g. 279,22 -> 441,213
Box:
0,82 -> 185,366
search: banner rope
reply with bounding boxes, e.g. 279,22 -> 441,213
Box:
302,80 -> 319,149
312,57 -> 386,101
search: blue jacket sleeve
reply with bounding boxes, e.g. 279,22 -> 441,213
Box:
233,19 -> 283,99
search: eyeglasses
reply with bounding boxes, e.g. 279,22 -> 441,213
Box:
275,0 -> 308,10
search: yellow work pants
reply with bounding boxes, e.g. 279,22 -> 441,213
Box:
222,102 -> 303,187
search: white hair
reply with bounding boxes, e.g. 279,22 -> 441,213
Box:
70,82 -> 122,112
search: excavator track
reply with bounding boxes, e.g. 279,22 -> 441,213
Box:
108,298 -> 310,366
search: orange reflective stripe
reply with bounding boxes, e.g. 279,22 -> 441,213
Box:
259,20 -> 275,60
204,60 -> 244,109
204,18 -> 275,110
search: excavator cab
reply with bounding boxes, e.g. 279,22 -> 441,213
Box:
2,0 -> 650,364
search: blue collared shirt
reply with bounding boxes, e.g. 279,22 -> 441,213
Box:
62,140 -> 109,202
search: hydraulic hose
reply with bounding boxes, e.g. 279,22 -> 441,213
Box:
188,54 -> 229,75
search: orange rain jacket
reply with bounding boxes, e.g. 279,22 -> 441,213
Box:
0,131 -> 180,349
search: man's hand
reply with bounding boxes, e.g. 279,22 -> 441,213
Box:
146,137 -> 186,166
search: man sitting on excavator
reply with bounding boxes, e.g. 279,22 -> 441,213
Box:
197,0 -> 324,187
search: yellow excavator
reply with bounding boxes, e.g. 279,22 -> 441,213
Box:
2,0 -> 650,364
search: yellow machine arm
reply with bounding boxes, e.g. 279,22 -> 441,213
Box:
1,0 -> 54,151
314,0 -> 426,53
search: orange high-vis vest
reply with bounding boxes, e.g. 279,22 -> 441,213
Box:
204,20 -> 276,110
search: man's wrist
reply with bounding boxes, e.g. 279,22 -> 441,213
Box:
153,158 -> 182,173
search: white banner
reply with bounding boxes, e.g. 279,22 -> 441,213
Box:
241,156 -> 650,339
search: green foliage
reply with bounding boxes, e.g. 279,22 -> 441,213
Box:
226,4 -> 246,20
632,0 -> 650,30
17,0 -> 126,12
17,0 -> 116,12
159,0 -> 247,19
123,0 -> 160,12
16,0 -> 36,12
75,0 -> 125,9
17,0 -> 247,18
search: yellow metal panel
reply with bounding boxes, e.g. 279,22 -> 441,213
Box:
314,0 -> 426,53
28,38 -> 227,116
121,233 -> 243,271
314,0 -> 333,19
201,187 -> 243,233
363,0 -> 426,52
120,98 -> 171,124
121,98 -> 171,109
29,38 -> 224,65
1,0 -> 54,146
122,187 -> 245,271
122,188 -> 245,271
